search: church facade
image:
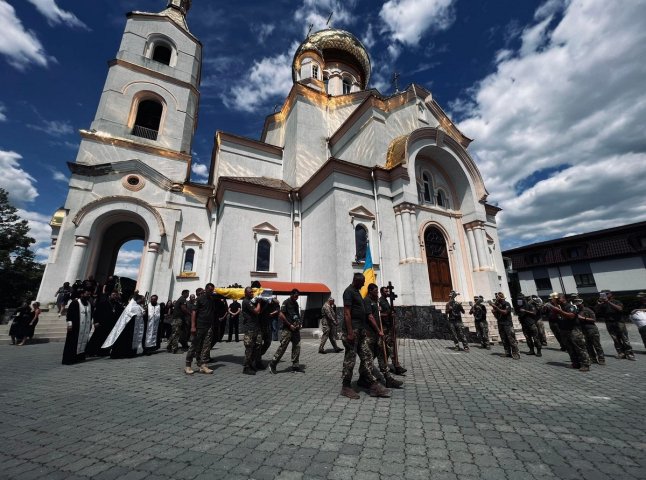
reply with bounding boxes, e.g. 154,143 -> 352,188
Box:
37,0 -> 511,331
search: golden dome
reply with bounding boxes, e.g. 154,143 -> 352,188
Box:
292,28 -> 371,88
50,207 -> 66,228
385,135 -> 408,169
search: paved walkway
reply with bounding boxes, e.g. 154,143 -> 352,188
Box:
0,326 -> 644,480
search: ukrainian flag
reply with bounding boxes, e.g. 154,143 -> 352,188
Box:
360,243 -> 377,298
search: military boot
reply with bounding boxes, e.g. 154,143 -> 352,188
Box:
536,348 -> 542,357
385,377 -> 403,389
356,376 -> 371,389
369,383 -> 391,398
527,349 -> 536,356
394,365 -> 407,375
242,367 -> 256,375
340,386 -> 360,399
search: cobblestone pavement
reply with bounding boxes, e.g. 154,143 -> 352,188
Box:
0,325 -> 644,480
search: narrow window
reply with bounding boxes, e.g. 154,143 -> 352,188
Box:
183,248 -> 195,272
355,225 -> 368,262
132,99 -> 162,140
343,78 -> 352,95
312,64 -> 319,80
422,173 -> 432,203
152,45 -> 172,65
437,190 -> 447,207
256,239 -> 271,272
323,75 -> 329,93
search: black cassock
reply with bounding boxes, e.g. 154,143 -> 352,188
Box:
102,300 -> 144,359
85,299 -> 123,356
62,299 -> 93,365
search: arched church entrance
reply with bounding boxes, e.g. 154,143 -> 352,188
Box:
93,222 -> 146,284
424,226 -> 453,302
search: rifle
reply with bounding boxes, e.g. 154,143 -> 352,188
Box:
376,306 -> 388,367
387,281 -> 400,369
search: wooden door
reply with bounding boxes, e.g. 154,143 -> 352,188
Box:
425,227 -> 453,302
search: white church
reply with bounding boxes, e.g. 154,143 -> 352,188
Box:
37,0 -> 511,330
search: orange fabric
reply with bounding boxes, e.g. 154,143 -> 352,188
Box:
257,281 -> 331,294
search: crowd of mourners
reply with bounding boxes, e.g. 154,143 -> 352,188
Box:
445,289 -> 646,373
11,272 -> 646,399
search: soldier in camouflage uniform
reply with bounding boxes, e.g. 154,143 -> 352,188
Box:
445,291 -> 469,351
595,290 -> 635,360
469,296 -> 490,349
167,289 -> 190,353
241,287 -> 263,375
319,297 -> 342,353
572,297 -> 605,365
530,296 -> 548,346
551,293 -> 591,371
379,287 -> 406,373
270,289 -> 304,373
339,273 -> 390,399
542,297 -> 565,351
357,284 -> 403,389
490,292 -> 520,359
258,297 -> 279,368
515,294 -> 542,356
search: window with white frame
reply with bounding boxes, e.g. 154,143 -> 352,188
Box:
355,224 -> 368,262
182,248 -> 195,272
145,35 -> 177,67
342,78 -> 352,95
256,239 -> 271,272
312,63 -> 319,80
252,223 -> 279,274
422,172 -> 433,203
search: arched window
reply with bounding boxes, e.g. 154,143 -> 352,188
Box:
312,63 -> 319,80
132,99 -> 162,140
422,172 -> 432,203
183,248 -> 195,272
355,224 -> 368,262
323,75 -> 329,93
342,78 -> 352,95
256,239 -> 271,272
437,189 -> 448,208
152,44 -> 172,65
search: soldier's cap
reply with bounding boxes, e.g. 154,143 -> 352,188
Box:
478,295 -> 484,301
328,297 -> 334,302
548,292 -> 559,299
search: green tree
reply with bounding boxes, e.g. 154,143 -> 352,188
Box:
0,189 -> 44,313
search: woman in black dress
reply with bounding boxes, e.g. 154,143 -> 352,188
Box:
18,302 -> 40,345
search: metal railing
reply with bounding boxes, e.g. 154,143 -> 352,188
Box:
131,124 -> 158,140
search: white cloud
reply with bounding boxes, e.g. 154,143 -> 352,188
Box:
0,149 -> 38,206
191,163 -> 209,179
0,0 -> 53,70
452,0 -> 646,246
224,49 -> 295,112
17,209 -> 51,262
258,23 -> 275,42
380,0 -> 455,48
51,169 -> 67,183
294,0 -> 356,34
362,23 -> 376,49
0,102 -> 6,121
26,0 -> 89,30
114,248 -> 142,279
28,119 -> 74,137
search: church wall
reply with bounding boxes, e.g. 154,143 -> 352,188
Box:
215,142 -> 282,179
213,192 -> 291,287
74,139 -> 188,183
289,100 -> 328,187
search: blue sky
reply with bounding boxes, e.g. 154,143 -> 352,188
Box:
1,0 -> 645,278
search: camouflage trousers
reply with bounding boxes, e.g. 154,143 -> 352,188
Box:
581,323 -> 605,362
605,321 -> 633,356
185,326 -> 210,367
448,321 -> 468,347
341,329 -> 377,386
203,325 -> 215,358
363,334 -> 396,382
521,323 -> 542,352
243,328 -> 262,368
497,322 -> 519,356
259,320 -> 272,356
561,327 -> 590,368
319,318 -> 340,351
382,327 -> 399,366
272,328 -> 301,366
549,320 -> 565,349
167,319 -> 185,352
474,320 -> 489,347
535,319 -> 548,345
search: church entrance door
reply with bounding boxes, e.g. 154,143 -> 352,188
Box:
424,226 -> 453,302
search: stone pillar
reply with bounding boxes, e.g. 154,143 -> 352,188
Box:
465,226 -> 479,270
402,207 -> 415,261
139,242 -> 160,295
474,224 -> 488,270
407,204 -> 419,259
67,236 -> 90,281
394,207 -> 406,261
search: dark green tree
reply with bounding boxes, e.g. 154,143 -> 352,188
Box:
0,189 -> 44,313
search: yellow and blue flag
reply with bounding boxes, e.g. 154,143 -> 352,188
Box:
360,243 -> 377,298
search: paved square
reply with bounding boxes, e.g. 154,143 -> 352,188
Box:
0,327 -> 644,480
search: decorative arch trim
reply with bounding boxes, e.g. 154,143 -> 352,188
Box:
72,196 -> 166,240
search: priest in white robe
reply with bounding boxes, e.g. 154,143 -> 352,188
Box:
102,295 -> 145,359
62,290 -> 93,365
143,295 -> 163,355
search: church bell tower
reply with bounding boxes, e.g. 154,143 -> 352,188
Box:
76,0 -> 202,182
